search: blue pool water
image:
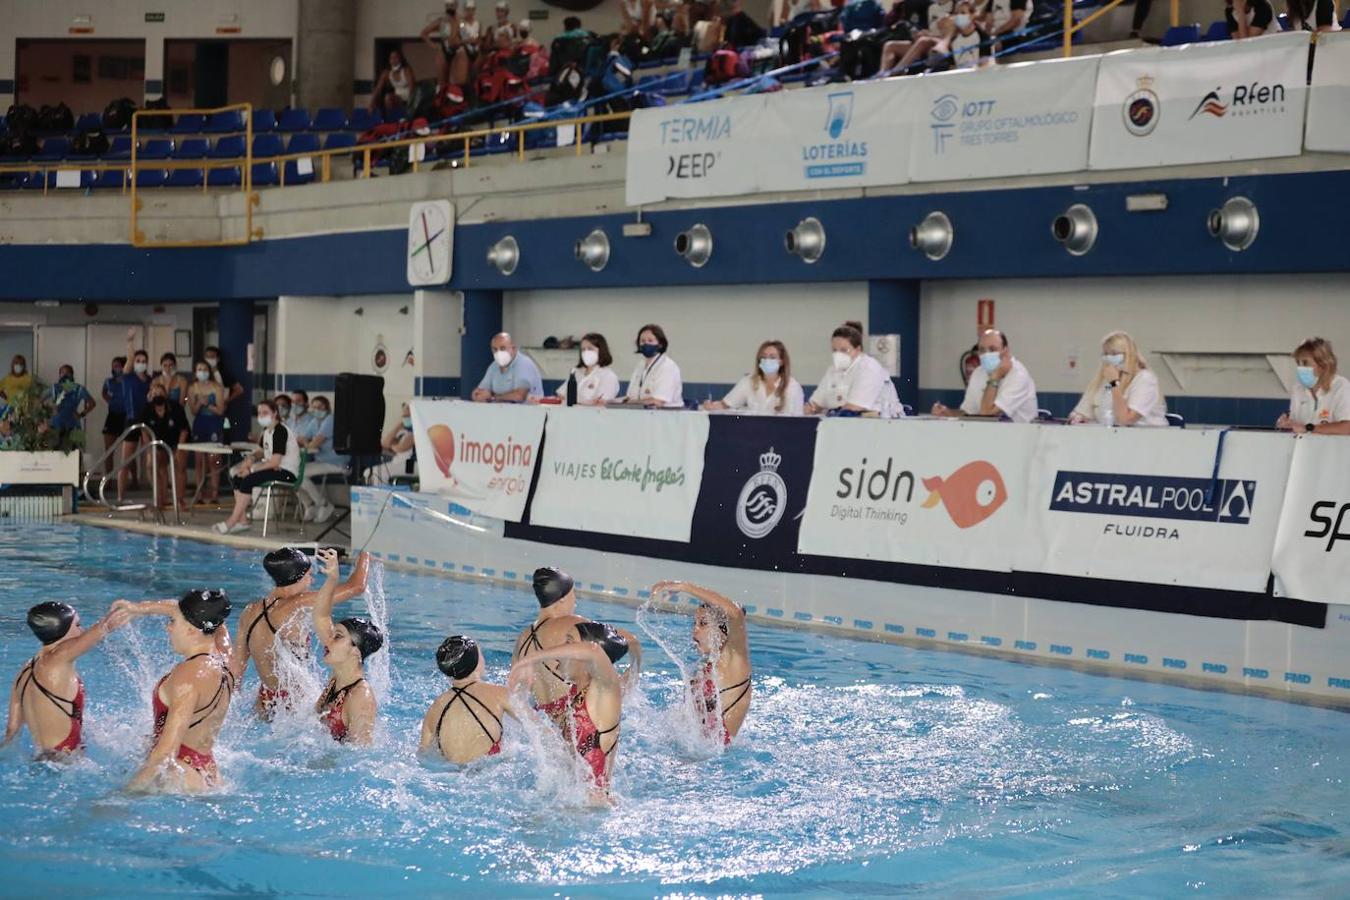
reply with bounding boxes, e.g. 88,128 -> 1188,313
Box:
0,524 -> 1348,896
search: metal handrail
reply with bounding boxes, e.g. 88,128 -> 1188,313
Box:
81,422 -> 154,505
82,422 -> 182,524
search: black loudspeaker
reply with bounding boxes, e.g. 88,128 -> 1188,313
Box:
334,373 -> 386,455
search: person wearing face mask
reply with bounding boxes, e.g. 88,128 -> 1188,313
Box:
101,356 -> 128,474
271,394 -> 293,429
703,340 -> 804,416
202,344 -> 245,440
366,402 -> 418,485
117,350 -> 154,503
624,324 -> 685,408
546,333 -> 620,406
1068,330 -> 1169,427
296,395 -> 342,523
931,329 -> 1038,423
187,358 -> 229,503
153,353 -> 189,406
214,400 -> 300,534
0,354 -> 32,402
942,1 -> 994,71
288,390 -> 316,436
1276,337 -> 1350,434
48,364 -> 96,440
136,384 -> 191,512
471,332 -> 544,403
369,49 -> 415,115
805,321 -> 904,417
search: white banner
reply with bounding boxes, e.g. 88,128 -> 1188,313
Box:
797,419 -> 1036,571
529,408 -> 710,542
409,400 -> 546,522
625,94 -> 772,206
909,55 -> 1098,182
1305,30 -> 1350,152
1088,33 -> 1309,170
1016,428 -> 1293,592
1271,436 -> 1350,604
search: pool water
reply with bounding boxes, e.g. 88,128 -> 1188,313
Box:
1,524 -> 1348,896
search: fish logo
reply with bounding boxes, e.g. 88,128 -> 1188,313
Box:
920,460 -> 1007,529
1189,88 -> 1228,119
426,424 -> 456,478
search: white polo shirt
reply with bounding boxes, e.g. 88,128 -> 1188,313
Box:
809,354 -> 903,417
960,357 -> 1039,423
722,374 -> 805,416
1073,367 -> 1169,427
1289,374 -> 1350,427
556,365 -> 621,405
625,354 -> 684,407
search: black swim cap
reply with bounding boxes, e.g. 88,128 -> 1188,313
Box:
263,547 -> 312,587
338,617 -> 385,659
575,621 -> 628,664
27,601 -> 76,645
179,589 -> 231,634
532,566 -> 574,608
436,635 -> 480,680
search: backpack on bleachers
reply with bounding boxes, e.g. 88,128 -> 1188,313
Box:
70,130 -> 109,157
547,62 -> 587,106
5,104 -> 38,135
408,79 -> 441,120
102,97 -> 136,132
3,131 -> 38,157
37,103 -> 74,133
840,0 -> 885,31
549,34 -> 591,77
141,97 -> 174,131
598,51 -> 634,96
705,47 -> 749,86
781,10 -> 840,64
837,28 -> 893,78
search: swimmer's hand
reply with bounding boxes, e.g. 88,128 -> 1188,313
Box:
649,580 -> 687,600
316,547 -> 340,578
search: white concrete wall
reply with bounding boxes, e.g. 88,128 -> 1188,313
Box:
920,275 -> 1350,399
504,283 -> 869,388
414,289 -> 462,390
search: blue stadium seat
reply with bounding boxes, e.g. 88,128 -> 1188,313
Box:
171,113 -> 208,134
207,165 -> 241,187
140,138 -> 175,160
205,135 -> 245,186
1166,413 -> 1186,428
1161,23 -> 1202,45
95,169 -> 126,190
251,134 -> 284,186
283,132 -> 320,184
34,138 -> 70,162
346,108 -> 381,132
167,166 -> 204,187
204,110 -> 245,133
1343,7 -> 1350,26
174,138 -> 209,159
277,108 -> 312,132
311,108 -> 347,131
323,132 -> 356,151
252,108 -> 277,133
136,168 -> 168,188
1203,20 -> 1229,40
75,112 -> 102,132
104,136 -> 134,160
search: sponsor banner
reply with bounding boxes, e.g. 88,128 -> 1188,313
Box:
1088,32 -> 1309,170
797,419 -> 1037,571
409,400 -> 546,522
529,408 -> 710,542
687,415 -> 819,572
1272,437 -> 1350,604
1017,428 -> 1293,592
909,56 -> 1098,182
625,94 -> 771,206
1305,30 -> 1350,152
0,451 -> 79,486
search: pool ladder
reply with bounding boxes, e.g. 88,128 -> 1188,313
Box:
81,423 -> 184,526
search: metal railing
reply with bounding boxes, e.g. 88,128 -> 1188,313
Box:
1063,0 -> 1180,55
81,422 -> 182,525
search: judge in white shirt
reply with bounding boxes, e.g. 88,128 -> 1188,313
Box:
1068,330 -> 1169,427
624,323 -> 685,408
804,321 -> 904,417
931,329 -> 1039,423
702,340 -> 805,416
1276,336 -> 1350,435
550,332 -> 621,406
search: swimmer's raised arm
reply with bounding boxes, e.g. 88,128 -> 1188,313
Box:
311,548 -> 341,644
332,551 -> 371,604
45,607 -> 129,663
128,676 -> 194,792
112,598 -> 178,618
614,627 -> 643,691
513,643 -> 620,691
652,581 -> 748,651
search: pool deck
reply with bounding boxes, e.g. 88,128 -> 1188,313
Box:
69,503 -> 348,553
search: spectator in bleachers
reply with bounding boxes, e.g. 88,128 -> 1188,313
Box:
1287,0 -> 1341,31
648,10 -> 692,59
461,0 -> 484,54
1226,0 -> 1276,34
979,0 -> 1028,47
0,354 -> 32,402
943,2 -> 994,70
215,399 -> 300,534
1276,337 -> 1350,434
777,0 -> 823,27
546,333 -> 621,406
471,333 -> 544,403
560,15 -> 593,39
101,356 -> 127,474
1068,330 -> 1168,427
703,340 -> 804,416
137,384 -> 190,512
297,395 -> 342,522
369,49 -> 415,116
931,329 -> 1038,422
879,1 -> 955,75
153,352 -> 189,405
722,0 -> 768,46
424,2 -> 471,90
625,324 -> 685,408
366,403 -> 417,485
187,358 -> 228,503
517,20 -> 550,79
622,0 -> 654,36
48,364 -> 95,441
273,394 -> 293,425
487,1 -> 520,46
116,350 -> 153,502
804,321 -> 904,417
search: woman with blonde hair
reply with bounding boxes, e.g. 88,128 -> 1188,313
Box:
1276,337 -> 1350,434
702,340 -> 804,416
1069,330 -> 1168,427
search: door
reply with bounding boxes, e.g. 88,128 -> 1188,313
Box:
35,326 -> 86,386
195,41 -> 230,109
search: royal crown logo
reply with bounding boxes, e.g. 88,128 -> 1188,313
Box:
736,446 -> 788,540
759,448 -> 782,473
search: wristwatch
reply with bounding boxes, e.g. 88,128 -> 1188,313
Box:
986,379 -> 1001,390
1106,379 -> 1120,389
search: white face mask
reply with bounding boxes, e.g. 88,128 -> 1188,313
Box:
258,415 -> 274,428
196,369 -> 210,382
163,366 -> 176,377
205,356 -> 219,368
832,350 -> 852,371
954,13 -> 972,28
11,364 -> 22,376
759,357 -> 781,376
133,361 -> 148,374
1102,353 -> 1125,368
493,349 -> 513,368
581,348 -> 600,368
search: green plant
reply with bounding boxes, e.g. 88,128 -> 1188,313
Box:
3,382 -> 83,453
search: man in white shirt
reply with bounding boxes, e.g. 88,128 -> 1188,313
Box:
932,329 -> 1039,422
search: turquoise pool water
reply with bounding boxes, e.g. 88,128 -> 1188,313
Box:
0,524 -> 1347,896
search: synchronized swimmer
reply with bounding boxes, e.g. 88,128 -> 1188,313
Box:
2,553 -> 754,800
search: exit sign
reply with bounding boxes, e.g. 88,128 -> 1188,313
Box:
528,9 -> 549,19
145,11 -> 165,22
